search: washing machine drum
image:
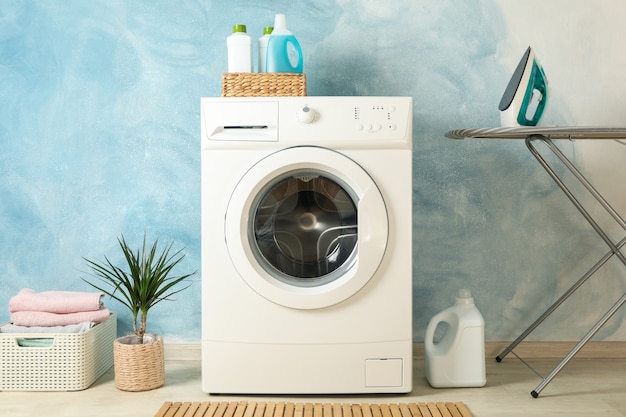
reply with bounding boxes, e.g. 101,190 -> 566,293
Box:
253,172 -> 358,282
225,147 -> 388,310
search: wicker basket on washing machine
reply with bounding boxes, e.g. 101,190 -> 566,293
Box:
222,73 -> 306,97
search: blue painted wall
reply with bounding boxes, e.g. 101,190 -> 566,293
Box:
2,0 -> 626,343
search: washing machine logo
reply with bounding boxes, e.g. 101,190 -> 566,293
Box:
251,170 -> 358,287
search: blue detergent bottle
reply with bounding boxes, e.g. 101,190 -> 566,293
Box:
266,14 -> 303,73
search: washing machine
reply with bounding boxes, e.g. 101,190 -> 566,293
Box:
201,96 -> 413,394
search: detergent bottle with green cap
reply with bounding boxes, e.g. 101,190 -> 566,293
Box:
266,14 -> 303,73
257,26 -> 273,72
227,24 -> 252,72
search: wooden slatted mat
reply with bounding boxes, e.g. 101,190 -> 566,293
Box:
154,401 -> 474,417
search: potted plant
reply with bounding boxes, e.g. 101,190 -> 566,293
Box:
82,234 -> 195,391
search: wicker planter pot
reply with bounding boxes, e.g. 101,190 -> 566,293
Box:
113,334 -> 164,391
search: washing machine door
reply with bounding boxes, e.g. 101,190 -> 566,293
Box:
225,146 -> 388,309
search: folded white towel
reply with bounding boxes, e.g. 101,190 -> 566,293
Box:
0,321 -> 95,334
9,288 -> 104,313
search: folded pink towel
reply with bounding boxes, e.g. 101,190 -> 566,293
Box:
9,288 -> 104,313
10,308 -> 111,327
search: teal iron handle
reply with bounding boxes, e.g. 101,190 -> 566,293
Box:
518,61 -> 548,126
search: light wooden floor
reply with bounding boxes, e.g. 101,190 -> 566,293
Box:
3,357 -> 626,417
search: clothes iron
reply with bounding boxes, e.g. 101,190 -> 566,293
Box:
499,46 -> 549,127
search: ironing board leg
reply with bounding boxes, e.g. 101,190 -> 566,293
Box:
526,136 -> 626,266
497,135 -> 626,397
496,236 -> 626,362
531,290 -> 626,397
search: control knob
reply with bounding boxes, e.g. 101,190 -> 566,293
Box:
297,105 -> 316,124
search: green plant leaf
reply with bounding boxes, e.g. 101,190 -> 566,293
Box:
81,233 -> 196,343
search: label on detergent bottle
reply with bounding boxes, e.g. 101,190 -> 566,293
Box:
266,14 -> 303,73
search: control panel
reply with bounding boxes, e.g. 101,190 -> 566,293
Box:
283,97 -> 411,143
202,97 -> 412,146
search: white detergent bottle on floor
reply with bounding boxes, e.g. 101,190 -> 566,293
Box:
266,14 -> 303,73
424,289 -> 486,388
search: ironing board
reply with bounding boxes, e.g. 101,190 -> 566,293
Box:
444,126 -> 626,398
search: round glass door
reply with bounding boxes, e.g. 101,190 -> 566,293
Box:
251,170 -> 358,287
225,147 -> 388,309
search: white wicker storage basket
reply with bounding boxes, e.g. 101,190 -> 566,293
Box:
0,312 -> 116,391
